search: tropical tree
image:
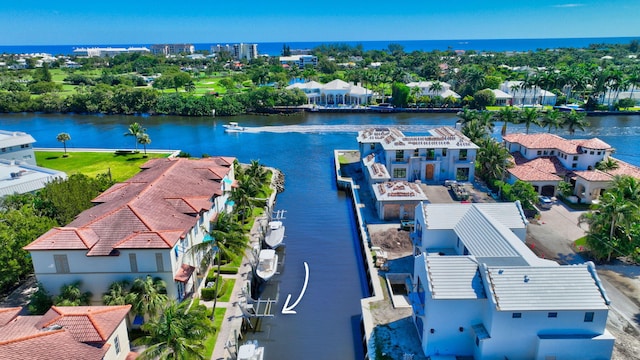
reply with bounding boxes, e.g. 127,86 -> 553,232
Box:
476,137 -> 512,184
125,275 -> 168,321
519,107 -> 541,134
596,158 -> 619,172
461,119 -> 489,144
103,280 -> 130,305
189,212 -> 246,317
134,300 -> 215,360
125,122 -> 146,151
494,106 -> 519,136
562,110 -> 589,135
54,281 -> 92,306
138,133 -> 152,156
56,132 -> 71,156
540,109 -> 564,133
456,108 -> 479,127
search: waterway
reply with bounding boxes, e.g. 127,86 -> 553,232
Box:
2,112 -> 640,359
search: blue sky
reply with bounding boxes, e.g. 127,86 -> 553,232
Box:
1,1 -> 639,45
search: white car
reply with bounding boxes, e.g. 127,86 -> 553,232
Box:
538,196 -> 553,209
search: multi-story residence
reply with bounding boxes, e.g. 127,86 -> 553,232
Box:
0,130 -> 36,165
150,43 -> 195,56
0,305 -> 134,359
357,127 -> 478,185
279,54 -> 318,69
0,130 -> 67,197
409,202 -> 615,359
25,156 -> 235,303
287,79 -> 372,106
72,47 -> 150,57
211,43 -> 258,61
502,133 -> 640,203
355,127 -> 477,220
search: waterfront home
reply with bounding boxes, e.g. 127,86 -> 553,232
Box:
405,81 -> 461,101
287,79 -> 372,106
279,54 -> 318,69
0,130 -> 36,165
357,126 -> 478,185
371,180 -> 428,220
0,130 -> 67,197
0,305 -> 134,359
24,157 -> 236,303
489,88 -> 513,106
502,133 -> 640,203
409,202 -> 615,359
500,81 -> 557,106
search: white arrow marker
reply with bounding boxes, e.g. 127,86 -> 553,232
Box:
282,261 -> 310,315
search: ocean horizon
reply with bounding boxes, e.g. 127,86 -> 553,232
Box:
1,36 -> 639,56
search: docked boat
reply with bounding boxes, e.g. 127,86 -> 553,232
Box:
237,340 -> 264,360
223,122 -> 246,132
255,249 -> 278,281
264,220 -> 285,249
369,103 -> 395,113
554,104 -> 585,112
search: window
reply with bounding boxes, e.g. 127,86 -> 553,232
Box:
370,143 -> 375,150
572,163 -> 577,168
442,148 -> 447,157
550,151 -> 555,155
393,168 -> 407,178
537,150 -> 542,155
597,151 -> 601,155
114,335 -> 121,354
456,167 -> 470,181
590,151 -> 594,155
512,312 -> 522,318
573,155 -> 579,161
54,255 -> 70,273
459,149 -> 468,161
584,312 -> 594,322
129,253 -> 138,272
414,149 -> 419,157
395,150 -> 404,162
426,149 -> 435,160
156,253 -> 164,272
548,312 -> 558,318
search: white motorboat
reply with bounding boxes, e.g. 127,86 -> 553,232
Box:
264,220 -> 285,249
255,249 -> 278,281
237,340 -> 264,360
369,103 -> 395,113
223,122 -> 246,132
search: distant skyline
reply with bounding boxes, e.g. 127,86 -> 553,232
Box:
1,1 -> 640,45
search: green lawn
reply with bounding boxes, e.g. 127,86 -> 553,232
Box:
203,308 -> 227,358
35,151 -> 170,181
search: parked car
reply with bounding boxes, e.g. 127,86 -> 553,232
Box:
538,195 -> 553,209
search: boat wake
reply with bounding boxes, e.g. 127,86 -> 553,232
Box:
240,124 -> 452,134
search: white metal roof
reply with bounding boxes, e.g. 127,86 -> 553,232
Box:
0,130 -> 35,148
422,202 -> 528,230
426,256 -> 486,300
0,160 -> 67,197
485,264 -> 610,311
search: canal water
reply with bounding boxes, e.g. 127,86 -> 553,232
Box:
3,112 -> 640,359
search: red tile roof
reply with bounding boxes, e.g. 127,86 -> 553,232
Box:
606,157 -> 640,179
0,307 -> 21,326
508,153 -> 566,182
503,133 -> 611,154
0,305 -> 130,360
573,170 -> 613,182
174,263 -> 196,282
25,157 -> 233,255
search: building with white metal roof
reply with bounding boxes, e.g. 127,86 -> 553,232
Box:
0,130 -> 36,165
0,160 -> 67,197
409,202 -> 615,359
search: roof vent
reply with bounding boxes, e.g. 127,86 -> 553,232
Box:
498,269 -> 504,275
524,275 -> 530,283
45,324 -> 63,331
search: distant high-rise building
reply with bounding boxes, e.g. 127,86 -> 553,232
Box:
150,44 -> 195,56
212,43 -> 258,61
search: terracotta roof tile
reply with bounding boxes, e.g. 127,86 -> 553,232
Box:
26,157 -> 234,255
508,153 -> 567,181
0,307 -> 21,326
503,133 -> 612,155
36,305 -> 131,343
606,157 -> 640,179
0,329 -> 107,360
573,170 -> 613,182
174,264 -> 196,282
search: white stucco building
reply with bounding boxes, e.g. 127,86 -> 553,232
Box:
0,130 -> 36,165
25,156 -> 236,303
406,81 -> 461,100
279,54 -> 318,68
500,81 -> 557,106
287,79 -> 372,106
409,202 -> 615,359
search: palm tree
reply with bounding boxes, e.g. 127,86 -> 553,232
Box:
596,158 -> 619,172
562,110 -> 589,135
103,280 -> 130,305
519,107 -> 541,134
476,110 -> 496,134
138,133 -> 152,156
135,300 -> 215,360
429,81 -> 443,97
540,109 -> 563,133
56,132 -> 71,156
125,122 -> 146,151
54,281 -> 92,306
189,212 -> 246,317
410,86 -> 421,105
456,108 -> 479,128
126,275 -> 168,321
495,106 -> 519,136
245,160 -> 268,185
476,137 -> 512,184
461,119 -> 489,144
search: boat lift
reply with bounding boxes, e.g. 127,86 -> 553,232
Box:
239,280 -> 279,331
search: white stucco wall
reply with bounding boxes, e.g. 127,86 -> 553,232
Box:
103,319 -> 131,360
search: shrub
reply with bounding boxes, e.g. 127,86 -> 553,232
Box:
201,286 -> 216,301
